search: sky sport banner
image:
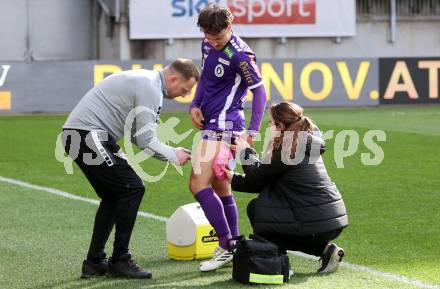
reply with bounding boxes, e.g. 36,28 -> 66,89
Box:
0,59 -> 379,113
129,0 -> 356,39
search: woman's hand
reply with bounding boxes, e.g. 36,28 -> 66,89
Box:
246,134 -> 254,147
221,165 -> 234,184
231,138 -> 251,156
231,137 -> 250,156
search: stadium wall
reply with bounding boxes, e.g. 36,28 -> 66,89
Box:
0,0 -> 93,61
1,1 -> 440,61
134,21 -> 440,60
0,58 -> 438,113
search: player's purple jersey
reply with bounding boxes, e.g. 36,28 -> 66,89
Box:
191,33 -> 263,132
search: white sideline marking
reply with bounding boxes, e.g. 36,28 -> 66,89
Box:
292,252 -> 440,289
0,175 -> 439,289
0,176 -> 167,222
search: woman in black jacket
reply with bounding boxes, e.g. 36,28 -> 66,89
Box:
223,101 -> 348,273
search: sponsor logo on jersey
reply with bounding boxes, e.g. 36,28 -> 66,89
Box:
218,57 -> 230,66
223,46 -> 235,59
240,61 -> 253,85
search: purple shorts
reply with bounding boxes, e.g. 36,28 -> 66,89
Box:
201,130 -> 242,144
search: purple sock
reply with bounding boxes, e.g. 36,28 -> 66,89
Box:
220,195 -> 239,238
195,188 -> 232,249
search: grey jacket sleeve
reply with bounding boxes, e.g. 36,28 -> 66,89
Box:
133,77 -> 179,165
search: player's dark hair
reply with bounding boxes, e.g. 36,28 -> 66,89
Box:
197,4 -> 233,34
170,58 -> 200,81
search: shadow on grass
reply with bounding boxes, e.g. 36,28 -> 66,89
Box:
29,272 -> 318,289
29,256 -> 324,289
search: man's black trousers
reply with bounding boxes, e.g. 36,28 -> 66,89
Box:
62,129 -> 145,262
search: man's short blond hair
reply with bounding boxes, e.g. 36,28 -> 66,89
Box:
170,58 -> 200,81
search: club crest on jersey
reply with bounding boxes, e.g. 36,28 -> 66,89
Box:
214,64 -> 224,78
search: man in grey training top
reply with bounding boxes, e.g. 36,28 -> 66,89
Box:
62,58 -> 198,279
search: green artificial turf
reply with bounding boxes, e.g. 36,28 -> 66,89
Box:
0,106 -> 439,288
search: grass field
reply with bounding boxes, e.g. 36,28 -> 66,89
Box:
0,106 -> 439,289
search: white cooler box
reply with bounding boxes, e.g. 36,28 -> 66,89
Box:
166,202 -> 219,260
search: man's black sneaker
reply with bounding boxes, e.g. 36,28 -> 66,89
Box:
108,254 -> 152,279
317,243 -> 344,273
81,259 -> 109,278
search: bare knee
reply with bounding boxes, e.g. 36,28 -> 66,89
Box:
189,173 -> 210,196
189,174 -> 201,196
189,178 -> 198,196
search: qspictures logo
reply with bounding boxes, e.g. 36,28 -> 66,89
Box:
0,65 -> 11,110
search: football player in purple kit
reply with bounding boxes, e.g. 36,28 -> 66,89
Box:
188,4 -> 267,272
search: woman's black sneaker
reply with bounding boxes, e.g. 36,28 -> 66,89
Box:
108,254 -> 152,279
317,243 -> 344,273
81,259 -> 109,278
